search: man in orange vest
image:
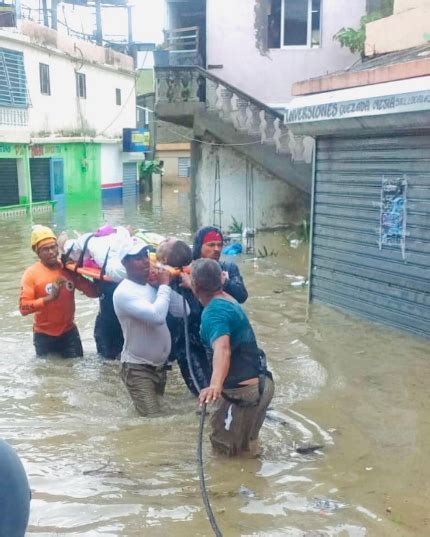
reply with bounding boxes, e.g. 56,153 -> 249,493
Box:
19,225 -> 99,358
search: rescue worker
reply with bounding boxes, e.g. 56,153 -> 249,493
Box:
19,225 -> 99,358
173,226 -> 248,395
191,258 -> 274,456
113,238 -> 189,417
0,439 -> 31,537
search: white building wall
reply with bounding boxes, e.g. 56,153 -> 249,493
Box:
206,0 -> 366,105
0,23 -> 136,139
100,144 -> 123,186
196,142 -> 307,231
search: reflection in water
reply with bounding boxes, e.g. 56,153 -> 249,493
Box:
0,187 -> 428,536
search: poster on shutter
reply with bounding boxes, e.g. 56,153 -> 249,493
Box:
379,176 -> 407,260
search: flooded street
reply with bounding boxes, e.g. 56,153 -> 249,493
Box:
1,185 -> 429,537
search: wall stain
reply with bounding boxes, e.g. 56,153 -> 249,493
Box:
254,0 -> 271,57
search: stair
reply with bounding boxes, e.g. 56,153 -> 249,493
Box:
154,66 -> 313,194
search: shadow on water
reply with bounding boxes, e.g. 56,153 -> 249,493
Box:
0,187 -> 428,536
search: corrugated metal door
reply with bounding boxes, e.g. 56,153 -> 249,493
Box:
0,159 -> 19,206
178,157 -> 190,177
122,162 -> 137,199
30,158 -> 50,202
311,134 -> 430,338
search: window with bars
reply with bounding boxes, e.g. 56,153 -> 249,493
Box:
76,71 -> 86,99
39,63 -> 50,95
268,0 -> 321,48
0,47 -> 29,108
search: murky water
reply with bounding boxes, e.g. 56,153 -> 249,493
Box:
1,185 -> 429,537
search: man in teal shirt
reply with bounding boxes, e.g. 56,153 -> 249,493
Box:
191,258 -> 274,456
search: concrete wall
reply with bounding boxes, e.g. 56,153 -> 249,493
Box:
0,22 -> 135,139
100,143 -> 123,188
156,143 -> 191,184
365,0 -> 430,55
194,136 -> 308,231
205,0 -> 366,105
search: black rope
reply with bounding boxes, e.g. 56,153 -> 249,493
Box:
197,404 -> 223,537
181,292 -> 223,536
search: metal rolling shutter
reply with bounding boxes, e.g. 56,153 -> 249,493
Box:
178,157 -> 190,177
311,134 -> 430,338
0,159 -> 19,206
122,162 -> 137,199
30,158 -> 50,202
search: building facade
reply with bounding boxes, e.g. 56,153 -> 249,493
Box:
285,0 -> 430,338
158,0 -> 370,231
0,21 -> 143,213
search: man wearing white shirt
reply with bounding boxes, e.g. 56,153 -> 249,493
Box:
113,238 -> 189,416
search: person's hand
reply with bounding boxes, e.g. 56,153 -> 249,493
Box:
180,272 -> 191,289
221,271 -> 229,285
156,268 -> 170,286
198,383 -> 223,406
45,278 -> 66,303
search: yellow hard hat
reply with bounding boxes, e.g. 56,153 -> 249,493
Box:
31,225 -> 56,250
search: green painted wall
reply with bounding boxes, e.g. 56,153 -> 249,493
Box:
31,142 -> 102,204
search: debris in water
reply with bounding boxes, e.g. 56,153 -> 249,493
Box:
296,444 -> 324,455
239,485 -> 256,498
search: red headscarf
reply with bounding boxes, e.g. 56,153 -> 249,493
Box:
202,230 -> 222,244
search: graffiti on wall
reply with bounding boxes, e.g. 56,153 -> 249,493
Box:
379,176 -> 407,259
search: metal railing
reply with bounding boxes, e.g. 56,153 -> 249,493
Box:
155,65 -> 313,161
0,106 -> 28,127
164,26 -> 199,52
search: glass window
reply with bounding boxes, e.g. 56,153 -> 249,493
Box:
39,63 -> 50,95
116,88 -> 121,106
283,0 -> 308,46
268,0 -> 321,48
0,47 -> 29,107
76,72 -> 86,99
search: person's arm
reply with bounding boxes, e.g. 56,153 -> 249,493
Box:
19,272 -> 63,316
73,274 -> 100,298
223,263 -> 248,304
117,285 -> 172,325
168,288 -> 190,318
198,335 -> 231,405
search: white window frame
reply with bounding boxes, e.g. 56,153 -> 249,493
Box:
280,0 -> 321,50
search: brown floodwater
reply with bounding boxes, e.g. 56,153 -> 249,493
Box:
1,185 -> 429,537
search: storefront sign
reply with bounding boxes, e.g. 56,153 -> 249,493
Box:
31,145 -> 62,158
285,90 -> 430,124
123,128 -> 150,152
379,176 -> 407,260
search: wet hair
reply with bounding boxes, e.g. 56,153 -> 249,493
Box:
158,239 -> 192,267
191,258 -> 222,293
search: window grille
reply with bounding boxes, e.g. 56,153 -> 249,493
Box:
0,47 -> 29,107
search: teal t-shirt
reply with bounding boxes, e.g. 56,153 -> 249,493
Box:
200,297 -> 261,388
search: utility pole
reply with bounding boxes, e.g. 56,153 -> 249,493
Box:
127,4 -> 135,63
42,0 -> 49,27
51,0 -> 58,30
95,0 -> 103,46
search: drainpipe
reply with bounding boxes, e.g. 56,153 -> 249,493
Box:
190,138 -> 201,232
306,138 -> 317,308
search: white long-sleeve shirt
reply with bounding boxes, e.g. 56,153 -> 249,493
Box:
113,280 -> 189,366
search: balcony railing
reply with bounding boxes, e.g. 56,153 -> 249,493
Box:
155,66 -> 314,160
0,107 -> 28,127
164,26 -> 199,52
